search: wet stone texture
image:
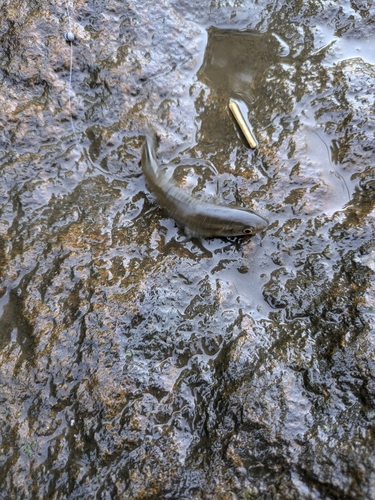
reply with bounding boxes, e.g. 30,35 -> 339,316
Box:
1,0 -> 375,498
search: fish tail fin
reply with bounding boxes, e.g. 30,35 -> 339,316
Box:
142,131 -> 160,177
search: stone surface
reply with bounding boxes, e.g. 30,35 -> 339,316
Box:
1,0 -> 375,498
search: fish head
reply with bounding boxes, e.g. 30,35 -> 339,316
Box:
219,208 -> 268,237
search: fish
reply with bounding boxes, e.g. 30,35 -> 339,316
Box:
141,133 -> 268,238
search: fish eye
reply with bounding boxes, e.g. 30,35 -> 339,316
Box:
243,227 -> 254,235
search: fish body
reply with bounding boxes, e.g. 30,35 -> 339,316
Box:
141,134 -> 268,238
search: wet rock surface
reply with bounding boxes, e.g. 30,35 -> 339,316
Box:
1,0 -> 375,498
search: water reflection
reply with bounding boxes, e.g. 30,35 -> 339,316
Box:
198,27 -> 287,94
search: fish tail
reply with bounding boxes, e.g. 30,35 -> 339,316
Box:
142,131 -> 161,180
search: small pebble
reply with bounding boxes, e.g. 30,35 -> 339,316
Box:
64,32 -> 75,42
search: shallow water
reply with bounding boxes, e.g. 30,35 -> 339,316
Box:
1,0 -> 375,498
